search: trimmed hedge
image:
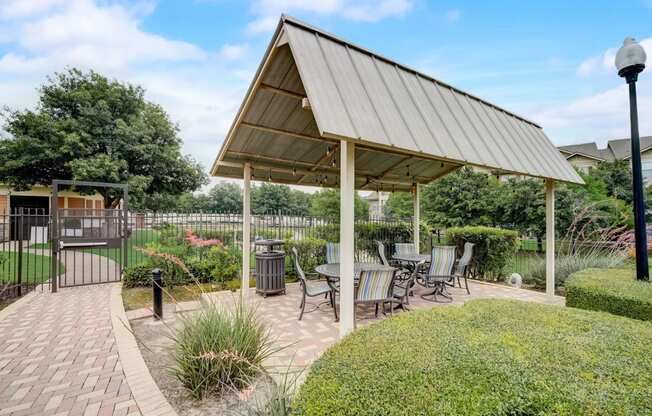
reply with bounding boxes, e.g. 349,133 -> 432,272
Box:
293,299 -> 652,415
566,268 -> 652,321
446,226 -> 518,280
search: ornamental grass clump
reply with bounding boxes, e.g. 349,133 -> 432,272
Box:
172,301 -> 278,399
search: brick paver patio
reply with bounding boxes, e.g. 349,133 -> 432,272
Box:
0,284 -> 141,416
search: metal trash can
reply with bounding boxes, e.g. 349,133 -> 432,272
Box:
254,239 -> 285,297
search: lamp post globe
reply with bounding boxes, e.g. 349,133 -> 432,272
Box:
616,37 -> 649,281
616,37 -> 646,81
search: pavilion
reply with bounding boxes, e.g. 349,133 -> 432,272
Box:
210,15 -> 583,337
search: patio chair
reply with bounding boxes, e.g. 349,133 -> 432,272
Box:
291,247 -> 336,321
326,242 -> 340,264
453,242 -> 474,294
376,241 -> 392,266
421,246 -> 456,303
355,268 -> 397,319
394,243 -> 416,256
377,240 -> 411,282
393,259 -> 426,309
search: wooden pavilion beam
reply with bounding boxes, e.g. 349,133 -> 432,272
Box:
259,83 -> 306,100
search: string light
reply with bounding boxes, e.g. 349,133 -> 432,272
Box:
406,165 -> 410,177
292,167 -> 296,176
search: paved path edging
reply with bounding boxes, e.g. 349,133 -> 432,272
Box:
0,286 -> 41,321
110,284 -> 178,416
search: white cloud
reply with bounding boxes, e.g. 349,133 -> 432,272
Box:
531,78 -> 652,145
0,0 -> 65,20
219,43 -> 249,61
444,9 -> 460,23
0,0 -> 255,172
576,37 -> 651,78
246,0 -> 413,34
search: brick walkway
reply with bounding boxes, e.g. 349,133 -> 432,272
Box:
0,284 -> 141,416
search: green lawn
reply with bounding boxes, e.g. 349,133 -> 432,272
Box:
30,229 -> 160,267
0,252 -> 64,284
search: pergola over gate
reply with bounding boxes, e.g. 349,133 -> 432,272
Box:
211,15 -> 583,337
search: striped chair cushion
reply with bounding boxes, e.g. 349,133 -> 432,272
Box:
326,242 -> 340,264
356,269 -> 394,301
428,246 -> 456,276
395,243 -> 416,256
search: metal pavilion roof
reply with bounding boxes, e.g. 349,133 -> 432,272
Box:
211,15 -> 583,189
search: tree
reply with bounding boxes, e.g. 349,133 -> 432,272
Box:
310,189 -> 369,220
288,189 -> 313,215
421,167 -> 501,228
500,178 -> 546,250
0,69 -> 206,208
384,192 -> 414,219
251,183 -> 293,214
591,160 -> 632,204
206,182 -> 242,213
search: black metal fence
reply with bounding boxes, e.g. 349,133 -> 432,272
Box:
1,209 -> 53,300
124,211 -> 420,267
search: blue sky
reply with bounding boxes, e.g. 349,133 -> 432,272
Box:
1,0 -> 652,180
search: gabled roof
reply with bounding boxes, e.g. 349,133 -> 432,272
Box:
608,136 -> 652,160
558,142 -> 615,162
211,15 -> 583,187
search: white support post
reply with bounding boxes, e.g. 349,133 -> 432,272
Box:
340,141 -> 355,337
545,180 -> 555,297
242,163 -> 252,301
413,183 -> 420,254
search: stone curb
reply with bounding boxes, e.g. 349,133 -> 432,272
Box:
110,284 -> 178,416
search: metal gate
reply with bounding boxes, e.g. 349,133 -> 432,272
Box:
51,180 -> 129,290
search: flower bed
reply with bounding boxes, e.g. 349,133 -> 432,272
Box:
293,299 -> 652,415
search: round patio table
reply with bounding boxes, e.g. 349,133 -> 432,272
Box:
315,262 -> 394,281
392,253 -> 430,287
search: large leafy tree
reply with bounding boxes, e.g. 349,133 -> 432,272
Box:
383,191 -> 414,219
421,167 -> 502,228
310,189 -> 369,220
591,160 -> 632,204
206,182 -> 242,213
0,69 -> 206,208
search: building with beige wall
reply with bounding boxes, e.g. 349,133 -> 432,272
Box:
0,185 -> 104,241
558,136 -> 652,181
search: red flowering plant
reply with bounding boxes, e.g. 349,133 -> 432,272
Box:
185,229 -> 222,248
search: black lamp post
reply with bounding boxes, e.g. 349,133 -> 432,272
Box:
616,37 -> 649,281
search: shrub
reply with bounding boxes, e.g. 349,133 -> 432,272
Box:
145,242 -> 194,285
293,299 -> 652,415
171,301 -> 277,399
122,263 -> 156,288
193,228 -> 237,246
158,223 -> 182,246
186,244 -> 241,284
284,238 -> 326,277
566,268 -> 652,321
446,226 -> 518,280
255,228 -> 293,241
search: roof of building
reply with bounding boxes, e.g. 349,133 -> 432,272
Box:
211,15 -> 583,188
608,136 -> 652,160
559,136 -> 652,162
558,142 -> 615,162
